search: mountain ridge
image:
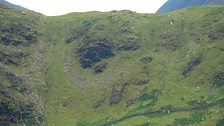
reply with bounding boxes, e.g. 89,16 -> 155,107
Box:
157,0 -> 224,13
0,0 -> 27,11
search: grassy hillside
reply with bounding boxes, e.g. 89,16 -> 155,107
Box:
0,5 -> 224,126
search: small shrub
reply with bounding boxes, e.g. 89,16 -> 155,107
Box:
214,72 -> 224,88
174,111 -> 205,125
139,89 -> 159,102
216,118 -> 224,126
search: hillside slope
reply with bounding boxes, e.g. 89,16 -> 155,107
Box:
157,0 -> 224,13
0,6 -> 224,126
0,0 -> 27,11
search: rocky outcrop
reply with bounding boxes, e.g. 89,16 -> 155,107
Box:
182,56 -> 202,76
0,49 -> 27,65
141,57 -> 153,64
110,84 -> 127,105
0,65 -> 43,125
76,37 -> 115,68
94,63 -> 107,74
0,23 -> 38,46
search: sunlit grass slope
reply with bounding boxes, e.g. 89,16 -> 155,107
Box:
0,5 -> 224,126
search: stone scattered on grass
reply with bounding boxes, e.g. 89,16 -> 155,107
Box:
141,57 -> 153,64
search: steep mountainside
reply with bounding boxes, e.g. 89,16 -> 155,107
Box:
157,0 -> 224,13
0,0 -> 27,11
0,5 -> 224,126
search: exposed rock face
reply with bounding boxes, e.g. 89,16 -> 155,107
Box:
95,24 -> 105,31
94,96 -> 105,108
182,56 -> 202,76
0,23 -> 38,46
208,32 -> 218,40
118,41 -> 140,51
76,37 -> 115,68
158,32 -> 182,51
128,78 -> 149,86
94,63 -> 107,73
126,99 -> 135,107
141,57 -> 153,64
118,35 -> 140,51
110,84 -> 127,105
0,49 -> 27,65
0,65 -> 42,125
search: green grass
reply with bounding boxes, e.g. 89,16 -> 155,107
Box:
0,5 -> 224,126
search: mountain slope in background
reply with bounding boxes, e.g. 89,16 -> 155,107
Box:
157,0 -> 224,13
0,0 -> 27,11
0,4 -> 224,126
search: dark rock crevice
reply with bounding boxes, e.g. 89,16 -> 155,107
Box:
182,56 -> 202,77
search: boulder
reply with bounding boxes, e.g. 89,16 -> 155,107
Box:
94,63 -> 107,73
141,57 -> 153,64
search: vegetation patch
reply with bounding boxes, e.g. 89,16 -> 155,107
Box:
134,122 -> 151,126
174,111 -> 205,125
158,32 -> 182,51
160,105 -> 175,110
216,118 -> 224,126
138,89 -> 159,102
76,120 -> 91,126
66,20 -> 94,43
101,98 -> 224,126
187,100 -> 207,108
